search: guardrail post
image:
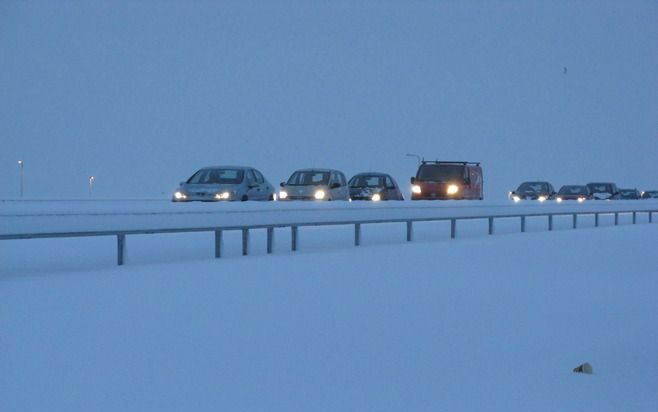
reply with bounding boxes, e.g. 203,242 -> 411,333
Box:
242,228 -> 249,256
214,230 -> 223,258
488,217 -> 494,235
650,212 -> 653,223
632,212 -> 637,225
450,219 -> 456,239
572,214 -> 577,229
406,221 -> 413,242
520,216 -> 526,233
595,213 -> 599,227
354,223 -> 361,246
614,212 -> 619,226
548,214 -> 553,231
291,226 -> 298,252
267,227 -> 274,254
117,234 -> 126,266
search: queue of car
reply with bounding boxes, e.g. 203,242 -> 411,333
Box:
509,180 -> 656,203
171,162 -> 656,203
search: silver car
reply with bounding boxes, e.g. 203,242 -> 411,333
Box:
172,166 -> 276,202
279,169 -> 350,201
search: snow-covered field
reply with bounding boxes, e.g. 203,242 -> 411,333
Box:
1,200 -> 657,411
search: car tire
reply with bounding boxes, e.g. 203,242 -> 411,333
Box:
241,195 -> 248,201
268,194 -> 274,201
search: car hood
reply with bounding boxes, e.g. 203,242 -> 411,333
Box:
349,186 -> 383,196
180,183 -> 239,194
592,192 -> 612,200
282,185 -> 329,195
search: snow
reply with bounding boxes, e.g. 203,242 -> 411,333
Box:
2,210 -> 657,411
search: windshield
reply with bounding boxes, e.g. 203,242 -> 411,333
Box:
349,175 -> 384,188
286,171 -> 330,186
619,190 -> 637,198
558,186 -> 588,195
187,168 -> 244,184
587,183 -> 613,193
416,164 -> 464,182
517,182 -> 549,193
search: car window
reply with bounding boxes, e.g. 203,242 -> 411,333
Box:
253,169 -> 264,184
339,173 -> 347,186
187,169 -> 244,184
349,175 -> 383,187
518,182 -> 549,193
287,171 -> 330,185
246,169 -> 256,184
385,176 -> 395,188
417,164 -> 465,182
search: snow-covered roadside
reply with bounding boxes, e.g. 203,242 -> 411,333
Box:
1,224 -> 657,411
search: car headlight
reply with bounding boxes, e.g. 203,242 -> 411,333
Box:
279,190 -> 288,199
371,193 -> 381,201
447,184 -> 459,195
215,191 -> 231,200
314,190 -> 325,200
173,191 -> 187,200
556,197 -> 563,203
577,197 -> 586,203
411,185 -> 421,194
537,195 -> 547,202
512,195 -> 521,202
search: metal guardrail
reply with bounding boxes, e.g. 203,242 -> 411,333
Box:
1,205 -> 656,266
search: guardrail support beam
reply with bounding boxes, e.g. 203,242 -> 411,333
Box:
595,213 -> 600,227
548,215 -> 553,231
488,217 -> 494,235
450,219 -> 457,239
406,221 -> 413,241
354,223 -> 361,246
214,230 -> 223,258
650,212 -> 653,223
267,227 -> 274,254
242,228 -> 249,256
520,216 -> 526,233
572,214 -> 577,229
614,212 -> 619,226
117,234 -> 126,266
291,226 -> 298,252
632,212 -> 637,225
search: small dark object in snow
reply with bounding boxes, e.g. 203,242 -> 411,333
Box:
563,67 -> 567,74
573,362 -> 593,374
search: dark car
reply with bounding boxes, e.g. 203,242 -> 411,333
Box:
410,161 -> 483,200
555,185 -> 591,203
348,173 -> 404,201
641,190 -> 658,199
619,188 -> 641,200
173,166 -> 276,202
509,181 -> 556,202
586,182 -> 620,200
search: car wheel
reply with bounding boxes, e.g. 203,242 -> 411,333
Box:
268,194 -> 274,201
241,195 -> 248,201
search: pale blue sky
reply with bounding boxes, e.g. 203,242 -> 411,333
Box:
2,1 -> 657,198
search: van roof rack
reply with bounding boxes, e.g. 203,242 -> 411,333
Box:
421,160 -> 481,166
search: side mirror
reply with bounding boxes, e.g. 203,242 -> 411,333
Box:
280,182 -> 285,187
179,182 -> 185,186
410,177 -> 416,184
330,182 -> 340,189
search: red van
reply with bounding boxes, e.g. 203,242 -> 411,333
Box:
410,161 -> 483,200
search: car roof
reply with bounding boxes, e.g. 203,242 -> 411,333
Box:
200,165 -> 253,170
352,172 -> 390,177
293,168 -> 341,173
